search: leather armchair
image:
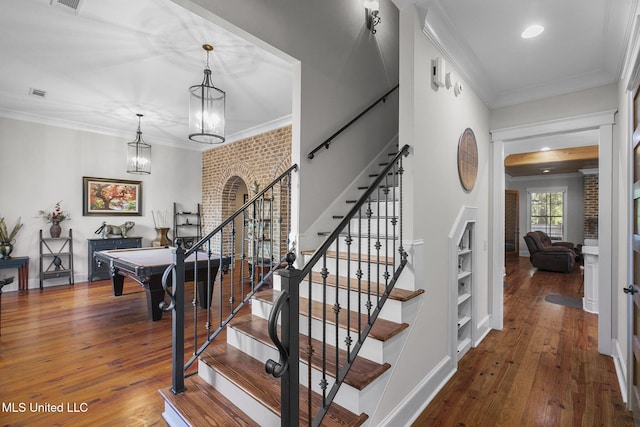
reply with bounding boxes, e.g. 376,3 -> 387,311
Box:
532,231 -> 576,252
523,231 -> 575,273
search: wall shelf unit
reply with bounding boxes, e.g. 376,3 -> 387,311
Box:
173,202 -> 202,249
244,198 -> 273,284
449,206 -> 477,362
39,229 -> 74,289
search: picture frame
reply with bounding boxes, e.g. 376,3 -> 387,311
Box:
82,176 -> 142,216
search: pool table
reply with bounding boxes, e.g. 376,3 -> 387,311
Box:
94,246 -> 230,321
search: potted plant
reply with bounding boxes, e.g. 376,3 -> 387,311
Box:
0,216 -> 23,259
38,201 -> 70,238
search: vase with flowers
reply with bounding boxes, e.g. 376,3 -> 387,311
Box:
38,201 -> 70,238
0,216 -> 23,259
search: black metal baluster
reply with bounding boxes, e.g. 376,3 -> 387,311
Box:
307,271 -> 313,427
376,184 -> 381,307
366,198 -> 372,321
320,255 -> 329,407
345,222 -> 353,362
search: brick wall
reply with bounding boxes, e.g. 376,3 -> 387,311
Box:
201,126 -> 292,252
583,173 -> 598,239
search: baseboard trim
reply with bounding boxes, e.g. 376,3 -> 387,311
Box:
377,355 -> 456,426
474,314 -> 492,347
612,338 -> 628,404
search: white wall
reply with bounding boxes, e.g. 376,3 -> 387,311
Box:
0,117 -> 202,291
491,83 -> 619,130
373,5 -> 492,425
170,0 -> 401,247
506,173 -> 585,255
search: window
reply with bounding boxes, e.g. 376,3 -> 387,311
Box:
529,190 -> 565,240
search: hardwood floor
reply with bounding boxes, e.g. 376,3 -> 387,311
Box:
0,257 -> 633,426
0,269 -> 252,427
413,257 -> 633,427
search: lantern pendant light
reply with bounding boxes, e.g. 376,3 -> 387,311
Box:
126,113 -> 151,174
188,44 -> 226,144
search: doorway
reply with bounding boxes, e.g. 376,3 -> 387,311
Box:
490,110 -> 615,357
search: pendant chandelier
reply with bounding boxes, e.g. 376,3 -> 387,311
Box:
126,113 -> 151,174
189,44 -> 226,144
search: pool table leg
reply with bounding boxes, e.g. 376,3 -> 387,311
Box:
146,284 -> 165,321
196,266 -> 219,309
111,267 -> 124,296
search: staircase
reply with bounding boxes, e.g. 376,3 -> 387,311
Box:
159,144 -> 422,426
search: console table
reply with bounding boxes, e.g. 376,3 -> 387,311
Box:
0,256 -> 29,294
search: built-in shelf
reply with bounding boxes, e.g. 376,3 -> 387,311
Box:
457,315 -> 471,329
450,206 -> 476,363
457,270 -> 472,280
458,292 -> 471,305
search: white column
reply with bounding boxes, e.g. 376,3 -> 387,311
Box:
582,246 -> 599,313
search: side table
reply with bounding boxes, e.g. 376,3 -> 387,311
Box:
0,257 -> 30,294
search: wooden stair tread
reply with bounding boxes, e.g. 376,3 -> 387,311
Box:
201,343 -> 368,427
159,375 -> 260,427
302,272 -> 424,302
256,289 -> 409,342
302,250 -> 394,266
230,315 -> 391,390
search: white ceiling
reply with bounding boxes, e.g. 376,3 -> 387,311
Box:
0,0 -> 293,148
0,0 -> 637,151
421,0 -> 637,109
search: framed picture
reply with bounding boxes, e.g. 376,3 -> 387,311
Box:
83,177 -> 142,216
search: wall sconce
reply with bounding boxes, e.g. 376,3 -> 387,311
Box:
189,44 -> 226,144
126,113 -> 151,175
364,0 -> 381,34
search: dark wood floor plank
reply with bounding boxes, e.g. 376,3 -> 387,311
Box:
412,257 -> 633,427
0,268 -> 251,426
1,256 -> 633,426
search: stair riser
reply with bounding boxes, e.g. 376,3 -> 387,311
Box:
290,280 -> 404,323
251,297 -> 390,364
307,258 -> 396,282
346,200 -> 400,218
334,235 -> 401,255
226,326 -> 373,414
302,364 -> 389,415
348,217 -> 399,234
198,359 -> 280,427
272,273 -> 414,323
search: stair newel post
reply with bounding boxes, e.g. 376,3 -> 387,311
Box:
171,242 -> 186,394
280,252 -> 301,426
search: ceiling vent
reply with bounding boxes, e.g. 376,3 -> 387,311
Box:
29,88 -> 47,98
50,0 -> 83,14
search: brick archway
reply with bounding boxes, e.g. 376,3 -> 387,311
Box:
203,161 -> 257,234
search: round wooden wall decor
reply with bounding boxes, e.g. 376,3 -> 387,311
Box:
457,128 -> 478,192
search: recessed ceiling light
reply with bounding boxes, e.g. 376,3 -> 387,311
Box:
540,146 -> 550,151
521,24 -> 544,39
541,168 -> 551,174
